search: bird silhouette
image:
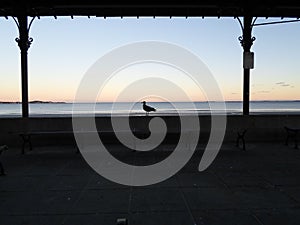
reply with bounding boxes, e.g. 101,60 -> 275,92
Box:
142,101 -> 156,115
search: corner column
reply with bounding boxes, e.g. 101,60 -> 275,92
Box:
15,16 -> 33,118
239,16 -> 255,115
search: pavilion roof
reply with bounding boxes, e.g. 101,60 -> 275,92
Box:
1,1 -> 300,18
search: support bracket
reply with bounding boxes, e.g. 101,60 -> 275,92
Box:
236,16 -> 257,49
12,16 -> 35,50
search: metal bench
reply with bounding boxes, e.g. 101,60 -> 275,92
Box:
236,129 -> 247,151
18,129 -> 144,154
17,127 -> 187,154
284,126 -> 299,149
0,145 -> 8,175
18,131 -> 76,154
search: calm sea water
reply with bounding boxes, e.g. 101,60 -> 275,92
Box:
0,101 -> 299,117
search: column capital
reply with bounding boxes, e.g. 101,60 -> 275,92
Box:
13,16 -> 35,51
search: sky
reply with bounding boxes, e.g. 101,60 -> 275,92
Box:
0,16 -> 299,102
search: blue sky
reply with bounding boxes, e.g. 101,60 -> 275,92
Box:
0,16 -> 299,102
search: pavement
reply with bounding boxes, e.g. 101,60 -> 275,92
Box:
0,141 -> 300,225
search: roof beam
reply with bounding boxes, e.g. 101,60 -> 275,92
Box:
1,2 -> 300,18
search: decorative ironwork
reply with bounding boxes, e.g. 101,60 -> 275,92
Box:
15,37 -> 33,50
238,36 -> 256,48
12,16 -> 35,51
253,18 -> 300,26
236,17 -> 257,48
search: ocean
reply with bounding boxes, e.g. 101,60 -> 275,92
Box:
0,101 -> 299,117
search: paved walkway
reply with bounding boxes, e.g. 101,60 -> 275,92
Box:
0,142 -> 300,225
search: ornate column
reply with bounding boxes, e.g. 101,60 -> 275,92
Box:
13,16 -> 34,118
238,16 -> 256,115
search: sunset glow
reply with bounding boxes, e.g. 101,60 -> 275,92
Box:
0,17 -> 299,103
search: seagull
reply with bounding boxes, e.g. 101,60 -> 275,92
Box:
142,101 -> 156,115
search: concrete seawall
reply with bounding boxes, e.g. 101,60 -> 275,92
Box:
0,115 -> 299,148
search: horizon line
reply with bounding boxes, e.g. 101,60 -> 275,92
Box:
1,100 -> 300,104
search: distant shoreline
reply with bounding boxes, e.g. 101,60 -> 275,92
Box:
0,100 -> 299,104
0,101 -> 299,117
0,100 -> 67,104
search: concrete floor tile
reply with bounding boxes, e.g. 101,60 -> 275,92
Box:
130,188 -> 187,212
192,210 -> 260,225
254,208 -> 300,225
182,187 -> 238,210
73,189 -> 130,213
130,211 -> 195,225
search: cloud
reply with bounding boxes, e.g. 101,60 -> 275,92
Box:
275,81 -> 293,88
258,90 -> 270,93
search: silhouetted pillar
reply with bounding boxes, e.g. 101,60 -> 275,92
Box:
15,16 -> 33,118
239,16 -> 255,115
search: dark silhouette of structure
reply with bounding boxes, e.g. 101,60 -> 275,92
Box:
1,2 -> 300,117
142,101 -> 156,115
284,126 -> 299,149
0,145 -> 8,175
